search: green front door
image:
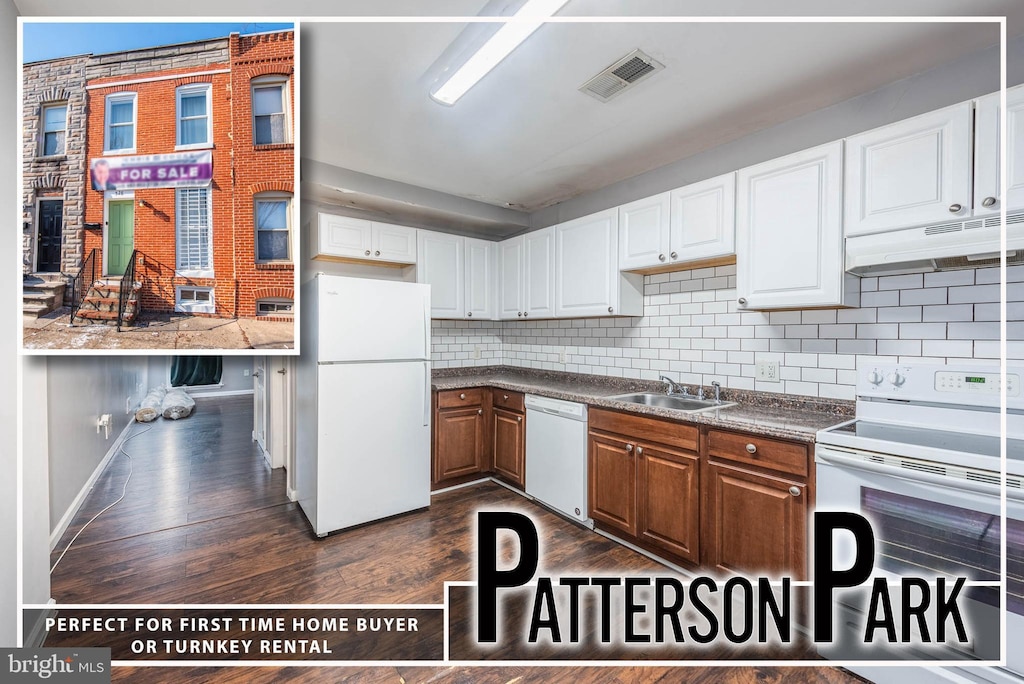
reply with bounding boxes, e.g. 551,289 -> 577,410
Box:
107,200 -> 134,276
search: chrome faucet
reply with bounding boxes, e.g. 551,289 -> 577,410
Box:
711,381 -> 722,404
660,375 -> 693,397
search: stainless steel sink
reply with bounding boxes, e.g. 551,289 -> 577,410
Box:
605,392 -> 735,412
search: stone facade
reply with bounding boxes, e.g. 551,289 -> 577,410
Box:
22,55 -> 88,274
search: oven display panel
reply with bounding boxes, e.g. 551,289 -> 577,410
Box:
935,371 -> 1019,396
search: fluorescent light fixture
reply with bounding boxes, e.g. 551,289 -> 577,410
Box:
431,0 -> 569,105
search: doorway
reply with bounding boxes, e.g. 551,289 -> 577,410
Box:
253,357 -> 268,459
105,199 -> 134,276
36,199 -> 63,272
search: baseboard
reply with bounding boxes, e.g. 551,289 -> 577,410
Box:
23,599 -> 55,648
191,389 -> 254,398
49,418 -> 136,551
286,487 -> 298,502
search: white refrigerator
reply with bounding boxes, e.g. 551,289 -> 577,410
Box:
295,274 -> 432,537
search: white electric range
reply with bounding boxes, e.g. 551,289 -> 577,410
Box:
815,363 -> 1023,684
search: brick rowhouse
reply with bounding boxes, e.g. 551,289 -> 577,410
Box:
79,30 -> 294,320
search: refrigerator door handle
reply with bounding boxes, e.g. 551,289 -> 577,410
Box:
423,361 -> 431,427
423,296 -> 431,357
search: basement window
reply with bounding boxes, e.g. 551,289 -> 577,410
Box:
256,298 -> 293,317
175,286 -> 215,314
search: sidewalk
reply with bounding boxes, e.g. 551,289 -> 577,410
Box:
23,309 -> 295,351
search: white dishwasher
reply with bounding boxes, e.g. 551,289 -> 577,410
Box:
524,394 -> 591,525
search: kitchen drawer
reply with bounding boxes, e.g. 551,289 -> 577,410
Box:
492,389 -> 525,413
589,408 -> 699,452
437,388 -> 485,409
707,430 -> 809,478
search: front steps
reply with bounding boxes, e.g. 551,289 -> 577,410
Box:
23,275 -> 66,318
74,278 -> 142,326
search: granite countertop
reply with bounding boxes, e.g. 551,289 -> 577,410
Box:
432,366 -> 854,444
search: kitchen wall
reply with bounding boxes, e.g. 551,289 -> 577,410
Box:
45,357 -> 149,535
433,264 -> 1024,400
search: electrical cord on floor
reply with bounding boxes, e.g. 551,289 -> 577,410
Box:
49,421 -> 153,574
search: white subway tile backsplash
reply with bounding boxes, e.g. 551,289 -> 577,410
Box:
435,265 -> 1022,398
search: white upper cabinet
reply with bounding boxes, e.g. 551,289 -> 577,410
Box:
669,172 -> 736,262
317,214 -> 372,259
498,236 -> 525,319
737,141 -> 855,310
371,222 -> 418,264
416,231 -> 464,319
315,213 -> 417,264
618,192 -> 670,270
464,237 -> 494,320
974,85 -> 1024,213
844,101 -> 973,236
555,209 -> 643,317
617,173 -> 736,272
523,227 -> 555,318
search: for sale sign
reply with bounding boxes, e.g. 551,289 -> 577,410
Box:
90,151 -> 212,191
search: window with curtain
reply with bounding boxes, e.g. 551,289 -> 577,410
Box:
41,103 -> 67,156
177,84 -> 211,147
255,193 -> 291,262
170,356 -> 223,387
105,93 -> 136,152
252,77 -> 288,145
176,187 -> 212,275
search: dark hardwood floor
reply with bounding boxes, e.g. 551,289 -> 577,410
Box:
48,395 -> 862,682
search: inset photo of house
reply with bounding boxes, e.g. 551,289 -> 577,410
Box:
20,20 -> 298,352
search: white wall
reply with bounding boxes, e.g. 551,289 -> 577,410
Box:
433,265 -> 1023,400
21,359 -> 50,618
45,357 -> 148,532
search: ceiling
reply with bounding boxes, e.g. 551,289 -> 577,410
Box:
15,0 -> 1024,237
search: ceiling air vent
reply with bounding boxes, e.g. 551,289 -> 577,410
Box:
579,49 -> 664,103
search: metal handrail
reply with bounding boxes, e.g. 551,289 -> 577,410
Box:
116,249 -> 140,332
68,248 -> 97,326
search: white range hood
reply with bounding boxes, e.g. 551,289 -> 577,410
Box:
845,209 -> 1024,276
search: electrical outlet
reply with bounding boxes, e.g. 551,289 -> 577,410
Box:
756,360 -> 780,382
243,369 -> 251,377
473,345 -> 482,360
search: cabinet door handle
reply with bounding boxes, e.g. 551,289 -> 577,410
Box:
375,250 -> 381,256
658,253 -> 666,262
518,312 -> 523,317
607,306 -> 614,313
459,393 -> 466,400
467,312 -> 473,317
477,408 -> 483,415
636,446 -> 643,456
364,249 -> 371,256
625,444 -> 634,453
949,203 -> 963,214
745,443 -> 757,454
789,486 -> 801,497
524,312 -> 529,317
670,251 -> 678,259
738,297 -> 747,305
982,196 -> 997,207
517,415 -> 522,422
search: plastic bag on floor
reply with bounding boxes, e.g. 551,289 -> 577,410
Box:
135,385 -> 168,423
162,388 -> 196,420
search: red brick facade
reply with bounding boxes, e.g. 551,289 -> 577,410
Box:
82,31 -> 294,320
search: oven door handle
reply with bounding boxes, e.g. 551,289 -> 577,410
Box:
817,447 -> 1024,502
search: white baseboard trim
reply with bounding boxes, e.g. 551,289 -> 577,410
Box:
191,389 -> 254,398
23,598 -> 56,648
49,418 -> 136,551
429,477 -> 491,496
287,487 -> 298,502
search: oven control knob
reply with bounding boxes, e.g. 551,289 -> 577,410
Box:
866,370 -> 884,385
887,371 -> 906,387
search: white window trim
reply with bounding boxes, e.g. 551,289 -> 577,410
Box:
175,83 -> 213,151
251,75 -> 291,145
175,187 -> 215,279
39,102 -> 68,157
256,298 -> 294,317
175,286 -> 215,314
104,92 -> 137,154
254,192 -> 292,264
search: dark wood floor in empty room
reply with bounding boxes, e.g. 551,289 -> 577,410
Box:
49,395 -> 862,683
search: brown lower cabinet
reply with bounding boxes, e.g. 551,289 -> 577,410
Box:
588,409 -> 701,565
433,388 -> 525,488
